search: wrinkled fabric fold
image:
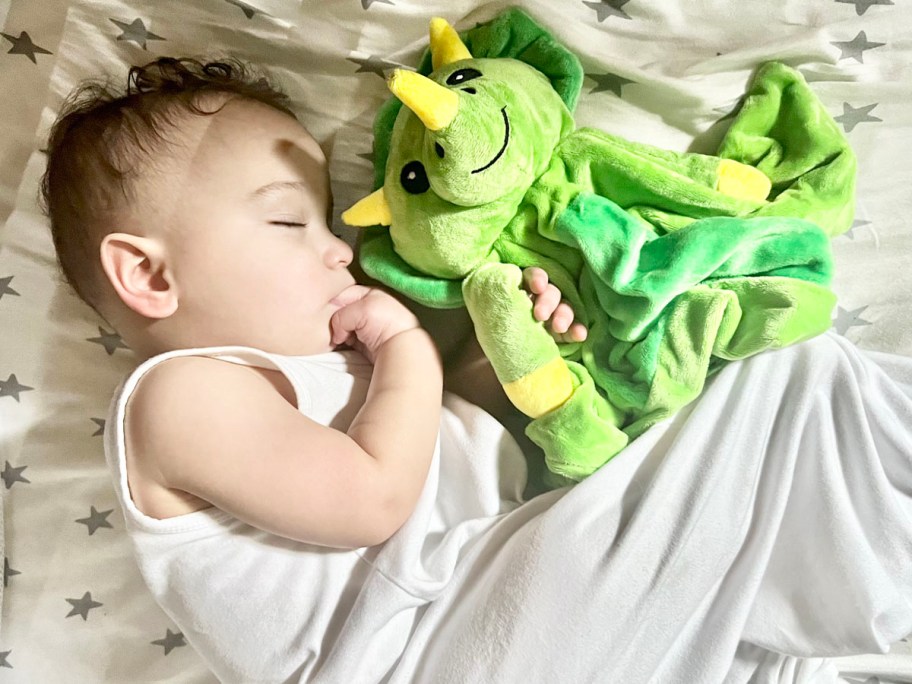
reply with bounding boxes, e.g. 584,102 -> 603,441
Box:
376,333 -> 912,684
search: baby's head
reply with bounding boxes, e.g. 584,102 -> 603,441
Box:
41,56 -> 355,361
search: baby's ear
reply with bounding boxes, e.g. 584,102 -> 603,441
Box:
99,233 -> 178,319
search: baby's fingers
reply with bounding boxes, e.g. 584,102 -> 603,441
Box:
330,284 -> 371,309
549,303 -> 589,343
520,267 -> 588,342
522,267 -> 559,320
330,308 -> 361,347
563,322 -> 589,343
550,301 -> 575,334
532,284 -> 562,322
330,289 -> 371,346
522,266 -> 549,296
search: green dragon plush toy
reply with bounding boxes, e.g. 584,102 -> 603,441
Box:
343,8 -> 856,481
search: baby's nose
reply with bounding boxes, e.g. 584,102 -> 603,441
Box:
329,235 -> 354,267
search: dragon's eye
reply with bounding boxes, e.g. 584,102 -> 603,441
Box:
446,68 -> 482,86
400,161 -> 430,194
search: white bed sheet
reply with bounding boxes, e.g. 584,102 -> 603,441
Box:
0,0 -> 909,681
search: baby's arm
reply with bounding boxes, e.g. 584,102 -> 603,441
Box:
128,287 -> 441,549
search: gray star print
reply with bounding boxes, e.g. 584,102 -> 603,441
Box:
66,592 -> 103,621
833,305 -> 873,335
357,150 -> 375,164
76,506 -> 114,535
1,31 -> 53,64
348,55 -> 401,78
225,0 -> 259,19
92,417 -> 106,436
830,31 -> 885,63
0,651 -> 10,668
835,0 -> 894,15
2,462 -> 30,489
4,557 -> 21,587
584,0 -> 632,22
109,18 -> 166,50
152,629 -> 187,655
0,276 -> 20,299
586,72 -> 635,96
0,374 -> 33,402
843,218 -> 871,240
87,327 -> 130,355
834,102 -> 881,133
362,0 -> 395,8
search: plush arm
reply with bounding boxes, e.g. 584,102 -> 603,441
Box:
542,127 -> 770,236
462,262 -> 630,480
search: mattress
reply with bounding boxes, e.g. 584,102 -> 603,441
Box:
0,0 -> 909,681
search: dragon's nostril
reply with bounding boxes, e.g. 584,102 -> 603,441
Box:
435,143 -> 445,158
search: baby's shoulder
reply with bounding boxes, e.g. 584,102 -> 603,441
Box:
123,355 -> 297,519
132,354 -> 298,415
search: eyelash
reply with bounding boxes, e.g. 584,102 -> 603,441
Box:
270,221 -> 344,239
270,221 -> 307,228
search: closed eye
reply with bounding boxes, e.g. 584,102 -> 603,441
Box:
270,221 -> 308,228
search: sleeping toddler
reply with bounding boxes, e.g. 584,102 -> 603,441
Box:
39,55 -> 586,678
40,56 -> 912,683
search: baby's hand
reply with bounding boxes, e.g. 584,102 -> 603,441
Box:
522,267 -> 588,343
330,285 -> 422,363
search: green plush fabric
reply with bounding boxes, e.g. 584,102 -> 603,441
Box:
352,7 -> 855,481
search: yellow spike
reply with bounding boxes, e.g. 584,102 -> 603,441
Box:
341,187 -> 392,227
429,17 -> 472,70
388,69 -> 459,132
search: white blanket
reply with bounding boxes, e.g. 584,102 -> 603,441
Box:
373,332 -> 912,684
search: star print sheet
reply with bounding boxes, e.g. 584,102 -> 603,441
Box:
0,0 -> 910,681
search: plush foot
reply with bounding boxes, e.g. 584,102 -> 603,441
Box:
716,158 -> 771,201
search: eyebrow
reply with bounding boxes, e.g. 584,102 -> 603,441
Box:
247,180 -> 311,201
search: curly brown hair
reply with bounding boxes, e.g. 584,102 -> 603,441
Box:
39,56 -> 297,321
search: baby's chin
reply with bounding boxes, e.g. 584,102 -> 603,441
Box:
276,324 -> 338,357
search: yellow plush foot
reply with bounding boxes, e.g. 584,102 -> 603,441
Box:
502,356 -> 575,419
716,159 -> 771,201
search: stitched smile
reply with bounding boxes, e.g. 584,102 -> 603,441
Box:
471,107 -> 509,174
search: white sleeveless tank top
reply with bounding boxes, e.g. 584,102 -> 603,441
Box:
104,345 -> 528,683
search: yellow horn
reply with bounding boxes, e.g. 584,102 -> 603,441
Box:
429,17 -> 472,70
388,69 -> 459,132
341,187 -> 392,227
